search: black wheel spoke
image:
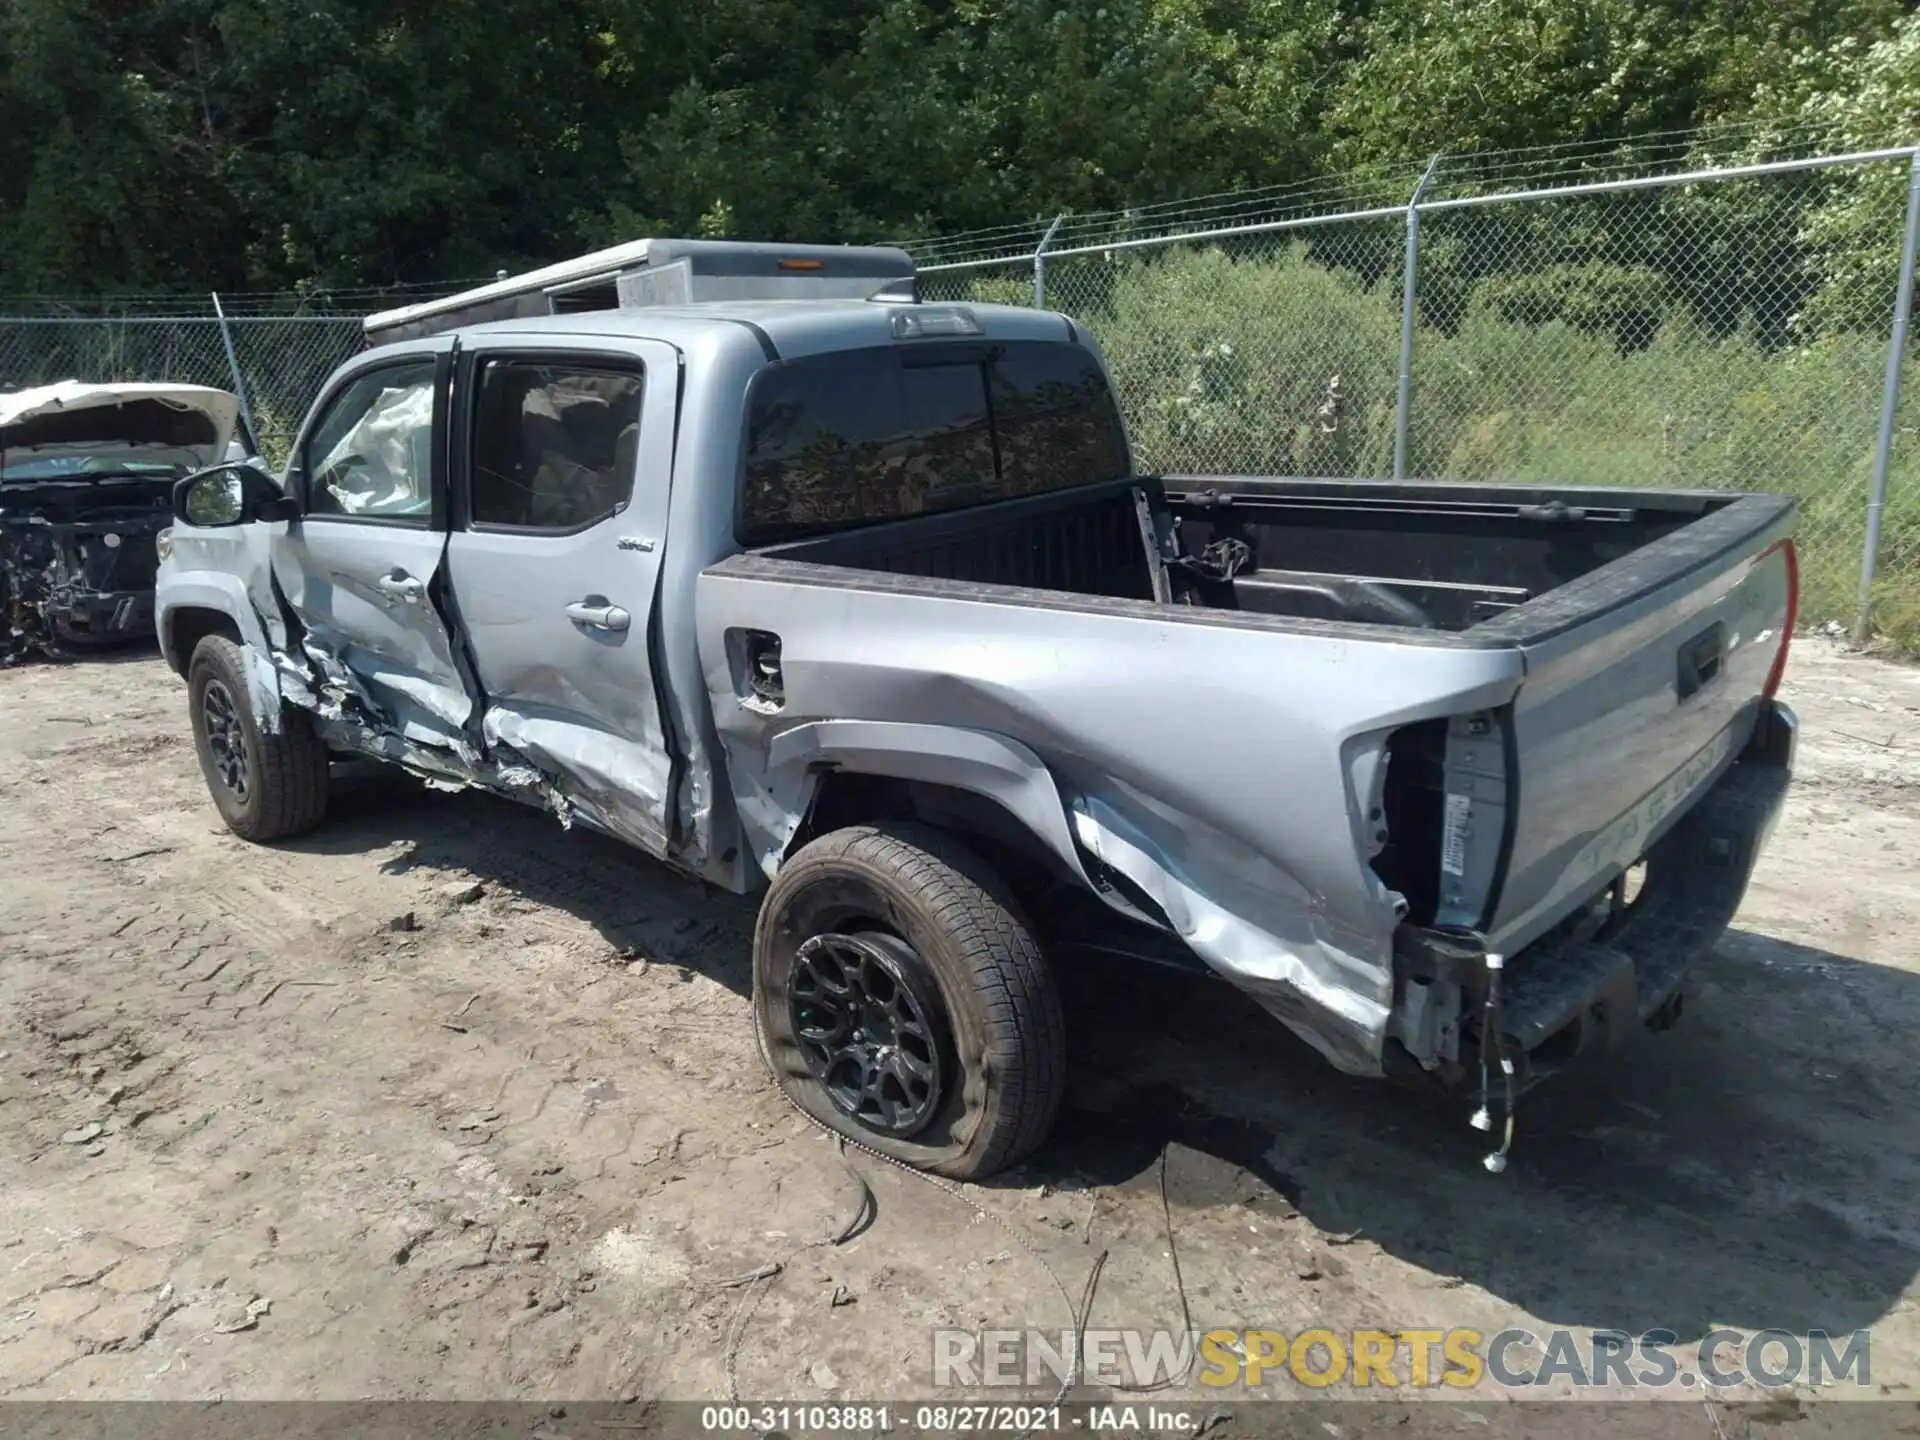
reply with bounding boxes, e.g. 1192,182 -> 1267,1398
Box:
859,1065 -> 893,1128
890,1039 -> 933,1081
794,994 -> 850,1045
883,1049 -> 931,1096
201,679 -> 250,800
787,931 -> 949,1140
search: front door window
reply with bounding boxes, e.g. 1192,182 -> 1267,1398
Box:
304,361 -> 437,521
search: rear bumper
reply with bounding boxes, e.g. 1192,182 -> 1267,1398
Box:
1389,699 -> 1795,1092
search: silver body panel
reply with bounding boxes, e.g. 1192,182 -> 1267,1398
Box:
157,298 -> 1797,1078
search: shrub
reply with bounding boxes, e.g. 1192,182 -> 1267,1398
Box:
1046,244 -> 1918,646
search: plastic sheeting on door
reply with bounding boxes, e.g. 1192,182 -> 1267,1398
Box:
316,384 -> 433,517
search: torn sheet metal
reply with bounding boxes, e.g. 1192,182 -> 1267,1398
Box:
244,641 -> 284,735
1069,791 -> 1393,1076
269,635 -> 583,827
294,629 -> 479,762
481,706 -> 667,849
268,634 -> 475,787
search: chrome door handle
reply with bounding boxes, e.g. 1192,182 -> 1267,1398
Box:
376,571 -> 425,603
564,600 -> 631,632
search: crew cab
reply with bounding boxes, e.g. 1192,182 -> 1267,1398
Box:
154,240 -> 1799,1177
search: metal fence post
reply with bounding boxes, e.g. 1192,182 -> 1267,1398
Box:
210,292 -> 260,455
1033,213 -> 1067,310
1391,156 -> 1444,480
1854,154 -> 1920,645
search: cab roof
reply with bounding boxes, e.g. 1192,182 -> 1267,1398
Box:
423,299 -> 1080,361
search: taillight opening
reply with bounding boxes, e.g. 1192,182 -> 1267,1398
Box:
1761,538 -> 1798,700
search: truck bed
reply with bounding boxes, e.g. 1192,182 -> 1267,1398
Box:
718,471 -> 1796,1077
754,475 -> 1785,640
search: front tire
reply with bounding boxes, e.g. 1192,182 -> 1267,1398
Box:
187,634 -> 330,842
754,823 -> 1065,1179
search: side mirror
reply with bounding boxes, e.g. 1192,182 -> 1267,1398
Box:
173,462 -> 293,528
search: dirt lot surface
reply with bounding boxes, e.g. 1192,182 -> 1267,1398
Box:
1,639 -> 1917,1420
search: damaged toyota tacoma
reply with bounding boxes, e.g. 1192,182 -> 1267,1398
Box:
3,381 -> 244,663
154,239 -> 1799,1178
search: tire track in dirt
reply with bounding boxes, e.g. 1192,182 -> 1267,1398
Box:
4,648 -> 1918,1405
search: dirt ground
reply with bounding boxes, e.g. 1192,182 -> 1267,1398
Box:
1,636 -> 1917,1419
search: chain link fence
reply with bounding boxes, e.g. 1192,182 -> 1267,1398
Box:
0,313 -> 364,464
922,148 -> 1920,650
3,146 -> 1915,647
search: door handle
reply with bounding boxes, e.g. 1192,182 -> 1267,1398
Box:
376,570 -> 425,603
564,599 -> 632,632
1676,621 -> 1727,701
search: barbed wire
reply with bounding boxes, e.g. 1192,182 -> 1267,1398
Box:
905,165 -> 1433,268
901,117 -> 1912,267
0,276 -> 493,320
6,120 -> 1910,305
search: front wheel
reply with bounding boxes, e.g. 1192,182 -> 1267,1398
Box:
187,634 -> 330,842
753,823 -> 1065,1179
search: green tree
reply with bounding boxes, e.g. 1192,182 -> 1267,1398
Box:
0,0 -> 1913,296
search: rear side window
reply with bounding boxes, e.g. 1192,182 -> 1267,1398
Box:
740,340 -> 1127,545
469,359 -> 644,530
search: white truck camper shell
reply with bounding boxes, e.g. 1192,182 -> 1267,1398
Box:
362,238 -> 918,346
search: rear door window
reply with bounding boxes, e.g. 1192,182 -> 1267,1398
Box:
740,340 -> 1127,545
468,359 -> 645,531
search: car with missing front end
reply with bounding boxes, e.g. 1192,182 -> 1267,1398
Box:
153,239 -> 1799,1178
2,381 -> 246,664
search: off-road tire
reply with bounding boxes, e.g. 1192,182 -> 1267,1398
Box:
187,634 -> 330,842
753,823 -> 1065,1179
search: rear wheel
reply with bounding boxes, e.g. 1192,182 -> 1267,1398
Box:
753,823 -> 1065,1179
187,634 -> 330,842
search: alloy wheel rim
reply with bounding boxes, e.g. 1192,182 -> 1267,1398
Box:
787,931 -> 947,1138
201,679 -> 249,799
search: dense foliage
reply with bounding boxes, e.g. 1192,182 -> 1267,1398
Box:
1,0 -> 1912,294
1000,246 -> 1919,643
5,0 -> 1916,643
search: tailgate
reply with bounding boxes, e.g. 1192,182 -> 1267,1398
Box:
1473,493 -> 1796,953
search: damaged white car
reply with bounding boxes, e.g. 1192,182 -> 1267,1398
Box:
154,240 -> 1799,1178
1,380 -> 245,663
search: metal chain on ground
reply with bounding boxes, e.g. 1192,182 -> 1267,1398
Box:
726,1004 -> 1084,1430
1070,1148 -> 1197,1396
728,1006 -> 1204,1426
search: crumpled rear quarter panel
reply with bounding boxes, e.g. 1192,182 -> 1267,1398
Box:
696,555 -> 1526,1074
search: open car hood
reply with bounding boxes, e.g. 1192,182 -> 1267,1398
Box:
0,381 -> 241,475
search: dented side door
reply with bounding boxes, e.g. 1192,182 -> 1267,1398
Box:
442,339 -> 682,854
271,339 -> 477,761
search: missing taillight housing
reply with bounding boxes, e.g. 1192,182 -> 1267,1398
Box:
1370,717 -> 1449,926
1760,538 -> 1798,700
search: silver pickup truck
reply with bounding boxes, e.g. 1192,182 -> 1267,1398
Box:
155,240 -> 1799,1178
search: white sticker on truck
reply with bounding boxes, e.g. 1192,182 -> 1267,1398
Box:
1442,792 -> 1472,877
